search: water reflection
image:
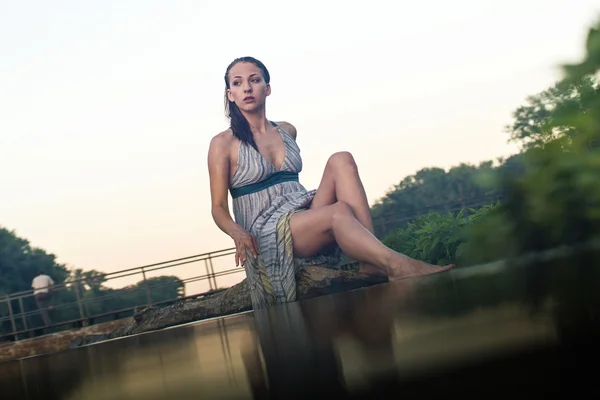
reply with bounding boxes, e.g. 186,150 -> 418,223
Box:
1,252 -> 598,399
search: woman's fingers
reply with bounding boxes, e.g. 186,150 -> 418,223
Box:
245,237 -> 257,258
239,246 -> 247,266
251,236 -> 260,258
234,233 -> 260,268
236,240 -> 246,266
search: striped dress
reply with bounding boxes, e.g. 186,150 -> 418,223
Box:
230,122 -> 342,309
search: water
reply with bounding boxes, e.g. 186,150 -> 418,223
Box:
1,252 -> 599,399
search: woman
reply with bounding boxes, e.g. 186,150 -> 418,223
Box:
208,57 -> 454,309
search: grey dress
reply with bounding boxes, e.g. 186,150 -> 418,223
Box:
229,122 -> 341,309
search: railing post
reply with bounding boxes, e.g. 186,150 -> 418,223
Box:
74,282 -> 86,320
204,258 -> 214,291
141,267 -> 152,305
208,254 -> 218,290
6,296 -> 17,336
18,297 -> 28,331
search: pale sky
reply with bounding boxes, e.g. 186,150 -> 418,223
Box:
1,0 -> 599,291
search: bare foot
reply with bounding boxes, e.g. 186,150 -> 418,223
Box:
387,255 -> 454,281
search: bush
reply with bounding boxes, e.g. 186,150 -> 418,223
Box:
382,205 -> 498,266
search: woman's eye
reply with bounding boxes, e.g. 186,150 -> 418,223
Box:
252,78 -> 260,83
233,82 -> 240,86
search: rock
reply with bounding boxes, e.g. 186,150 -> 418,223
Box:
73,266 -> 387,346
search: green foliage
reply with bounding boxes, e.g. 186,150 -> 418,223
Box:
370,158 -> 524,238
382,205 -> 498,266
466,143 -> 600,261
506,75 -> 599,150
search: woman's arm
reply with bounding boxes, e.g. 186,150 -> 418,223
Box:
208,132 -> 259,266
208,133 -> 238,237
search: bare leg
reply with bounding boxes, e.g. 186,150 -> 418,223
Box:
35,293 -> 52,326
289,202 -> 454,280
309,152 -> 382,275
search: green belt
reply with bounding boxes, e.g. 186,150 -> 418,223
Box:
230,171 -> 299,199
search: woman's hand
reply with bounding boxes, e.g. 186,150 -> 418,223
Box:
231,225 -> 260,267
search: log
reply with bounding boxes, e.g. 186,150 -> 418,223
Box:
70,266 -> 387,347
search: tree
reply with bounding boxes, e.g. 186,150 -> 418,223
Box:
143,276 -> 185,301
506,75 -> 599,150
0,227 -> 69,295
369,155 -> 524,238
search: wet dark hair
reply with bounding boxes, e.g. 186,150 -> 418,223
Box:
224,56 -> 270,150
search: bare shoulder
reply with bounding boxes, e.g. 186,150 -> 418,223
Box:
209,129 -> 235,153
276,121 -> 297,140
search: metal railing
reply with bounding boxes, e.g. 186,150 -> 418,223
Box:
0,247 -> 245,341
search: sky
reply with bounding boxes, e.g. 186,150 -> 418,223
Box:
1,0 -> 599,291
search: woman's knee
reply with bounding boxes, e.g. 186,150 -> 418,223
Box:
331,200 -> 354,222
327,151 -> 358,172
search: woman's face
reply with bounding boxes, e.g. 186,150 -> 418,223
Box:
226,62 -> 271,112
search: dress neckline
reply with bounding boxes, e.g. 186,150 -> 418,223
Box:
230,121 -> 290,183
